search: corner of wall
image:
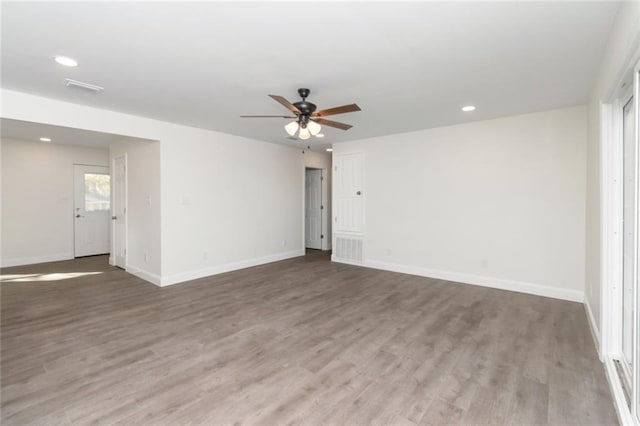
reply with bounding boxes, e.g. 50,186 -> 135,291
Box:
126,265 -> 162,287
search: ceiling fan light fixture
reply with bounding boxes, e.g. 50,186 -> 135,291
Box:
299,127 -> 311,140
307,120 -> 322,136
284,121 -> 299,136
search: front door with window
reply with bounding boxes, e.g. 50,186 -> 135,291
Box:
74,165 -> 111,257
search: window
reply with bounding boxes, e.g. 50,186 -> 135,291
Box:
84,173 -> 110,212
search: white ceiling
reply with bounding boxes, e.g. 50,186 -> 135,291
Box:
0,2 -> 619,147
0,118 -> 125,148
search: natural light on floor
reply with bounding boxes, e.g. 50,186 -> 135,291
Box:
0,272 -> 103,282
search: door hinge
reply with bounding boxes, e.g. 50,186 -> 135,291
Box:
321,176 -> 324,181
321,234 -> 324,239
334,166 -> 337,172
321,205 -> 324,210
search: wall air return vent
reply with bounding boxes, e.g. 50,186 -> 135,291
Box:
63,79 -> 104,93
335,236 -> 364,263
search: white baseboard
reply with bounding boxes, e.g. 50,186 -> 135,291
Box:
331,254 -> 365,267
126,265 -> 162,286
584,299 -> 602,360
332,258 -> 584,303
1,253 -> 73,268
160,249 -> 305,287
604,357 -> 637,426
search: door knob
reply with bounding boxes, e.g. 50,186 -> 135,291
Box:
111,216 -> 117,220
356,191 -> 362,195
75,214 -> 83,218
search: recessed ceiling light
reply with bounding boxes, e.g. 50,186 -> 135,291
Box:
315,133 -> 325,138
54,56 -> 78,67
39,137 -> 52,142
326,148 -> 333,152
462,105 -> 476,112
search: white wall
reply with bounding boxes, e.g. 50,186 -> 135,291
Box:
109,138 -> 161,280
304,150 -> 332,250
586,2 -> 640,339
160,133 -> 303,284
0,90 -> 304,285
1,138 -> 109,266
334,105 -> 587,302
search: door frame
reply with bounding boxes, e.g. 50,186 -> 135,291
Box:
111,154 -> 128,268
601,56 -> 640,425
72,163 -> 111,258
304,168 -> 323,250
302,165 -> 330,251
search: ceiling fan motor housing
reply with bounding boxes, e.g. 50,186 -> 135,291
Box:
294,89 -> 316,128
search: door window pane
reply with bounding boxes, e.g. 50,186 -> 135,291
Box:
84,173 -> 110,212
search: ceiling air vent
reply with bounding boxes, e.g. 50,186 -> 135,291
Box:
63,78 -> 104,93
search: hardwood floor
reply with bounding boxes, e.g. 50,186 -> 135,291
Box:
1,252 -> 617,425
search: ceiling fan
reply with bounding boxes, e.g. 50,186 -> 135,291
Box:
241,88 -> 361,140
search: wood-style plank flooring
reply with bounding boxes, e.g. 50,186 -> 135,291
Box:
1,251 -> 617,425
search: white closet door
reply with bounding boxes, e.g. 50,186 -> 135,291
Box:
334,153 -> 364,234
113,155 -> 127,268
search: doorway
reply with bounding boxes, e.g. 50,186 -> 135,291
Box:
73,164 -> 111,257
305,168 -> 323,250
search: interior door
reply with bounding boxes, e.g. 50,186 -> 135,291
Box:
74,165 -> 111,257
305,169 -> 322,249
334,153 -> 364,233
112,156 -> 126,268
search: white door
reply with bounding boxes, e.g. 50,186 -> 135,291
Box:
305,169 -> 322,249
74,165 -> 111,257
334,153 -> 365,233
112,156 -> 127,268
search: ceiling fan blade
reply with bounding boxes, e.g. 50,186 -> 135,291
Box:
313,117 -> 353,131
240,115 -> 296,118
268,95 -> 301,114
314,103 -> 361,117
